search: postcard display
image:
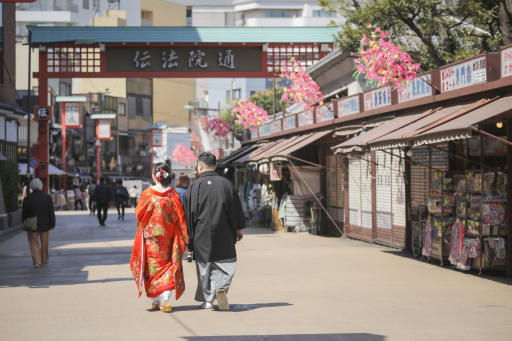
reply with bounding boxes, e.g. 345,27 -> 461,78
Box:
422,170 -> 508,272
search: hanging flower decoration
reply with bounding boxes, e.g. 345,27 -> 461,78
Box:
171,144 -> 197,167
280,57 -> 324,110
231,99 -> 269,130
353,24 -> 421,92
207,118 -> 232,139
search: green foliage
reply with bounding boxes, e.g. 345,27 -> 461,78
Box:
320,0 -> 503,70
0,160 -> 20,213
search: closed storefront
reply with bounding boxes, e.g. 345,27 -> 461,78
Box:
347,153 -> 373,242
326,154 -> 344,224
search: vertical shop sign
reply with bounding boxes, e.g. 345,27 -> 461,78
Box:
364,87 -> 391,111
398,74 -> 432,103
270,162 -> 282,181
501,47 -> 512,78
440,56 -> 486,92
97,120 -> 112,140
337,96 -> 360,118
64,103 -> 81,128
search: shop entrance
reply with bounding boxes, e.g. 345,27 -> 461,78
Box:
29,25 -> 337,191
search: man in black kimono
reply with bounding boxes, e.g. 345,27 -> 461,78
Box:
184,151 -> 245,310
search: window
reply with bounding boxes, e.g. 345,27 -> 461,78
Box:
186,6 -> 192,26
226,90 -> 231,101
232,89 -> 241,100
312,10 -> 337,17
118,102 -> 126,116
250,91 -> 256,97
142,97 -> 152,120
83,0 -> 89,10
127,96 -> 137,118
264,10 -> 293,18
93,0 -> 100,10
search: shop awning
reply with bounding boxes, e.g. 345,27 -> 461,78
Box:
332,114 -> 425,154
412,96 -> 512,147
244,141 -> 280,164
18,163 -> 71,176
217,145 -> 258,167
270,130 -> 333,161
333,124 -> 363,137
255,135 -> 305,163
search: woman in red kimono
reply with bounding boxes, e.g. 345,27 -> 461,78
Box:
130,162 -> 189,312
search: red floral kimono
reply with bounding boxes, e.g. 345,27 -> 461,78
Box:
130,187 -> 189,300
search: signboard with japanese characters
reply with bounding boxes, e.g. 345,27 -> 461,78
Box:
64,103 -> 81,128
440,56 -> 486,92
97,120 -> 112,140
364,87 -> 391,111
337,96 -> 360,118
259,124 -> 271,137
151,129 -> 163,147
298,110 -> 314,127
398,74 -> 432,103
284,115 -> 297,130
270,162 -> 282,181
501,47 -> 512,78
270,120 -> 282,134
106,46 -> 262,73
316,103 -> 335,123
35,106 -> 50,121
250,129 -> 258,139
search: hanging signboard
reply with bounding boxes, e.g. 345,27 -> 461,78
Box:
398,74 -> 432,103
270,162 -> 282,181
337,96 -> 360,118
64,103 -> 81,128
151,129 -> 163,147
316,103 -> 335,123
259,123 -> 271,137
364,87 -> 391,111
298,110 -> 314,126
106,46 -> 262,73
34,106 -> 50,121
440,56 -> 486,92
97,119 -> 112,140
284,115 -> 296,130
501,47 -> 512,78
270,120 -> 282,134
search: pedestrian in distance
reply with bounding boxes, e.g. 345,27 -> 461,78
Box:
174,175 -> 193,262
94,177 -> 112,226
89,182 -> 97,215
57,189 -> 66,211
184,152 -> 245,311
74,185 -> 82,210
113,179 -> 129,220
129,162 -> 189,313
129,185 -> 138,208
22,178 -> 56,268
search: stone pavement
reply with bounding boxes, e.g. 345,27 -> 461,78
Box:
0,209 -> 511,341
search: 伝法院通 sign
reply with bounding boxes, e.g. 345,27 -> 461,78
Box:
106,46 -> 262,73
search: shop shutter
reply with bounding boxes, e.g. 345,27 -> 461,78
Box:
361,153 -> 373,229
326,154 -> 337,207
375,150 -> 392,229
348,156 -> 362,227
336,154 -> 345,208
391,149 -> 406,228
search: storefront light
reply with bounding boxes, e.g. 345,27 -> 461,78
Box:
496,121 -> 503,129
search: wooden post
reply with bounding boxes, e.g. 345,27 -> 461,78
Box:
404,147 -> 412,251
371,151 -> 377,241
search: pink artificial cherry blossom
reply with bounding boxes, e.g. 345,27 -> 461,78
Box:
207,118 -> 232,139
231,99 -> 269,130
171,144 -> 197,167
280,57 -> 324,110
354,24 -> 421,92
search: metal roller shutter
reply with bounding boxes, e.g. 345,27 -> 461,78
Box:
376,150 -> 392,229
348,156 -> 362,227
361,153 -> 373,229
391,149 -> 406,228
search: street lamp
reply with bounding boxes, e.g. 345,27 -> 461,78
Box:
90,113 -> 116,184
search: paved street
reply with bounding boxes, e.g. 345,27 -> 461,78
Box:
0,210 -> 511,341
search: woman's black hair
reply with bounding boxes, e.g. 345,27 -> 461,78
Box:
152,162 -> 173,187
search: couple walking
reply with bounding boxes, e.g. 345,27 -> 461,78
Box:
129,152 -> 245,312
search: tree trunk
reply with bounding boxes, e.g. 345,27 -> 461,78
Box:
499,0 -> 512,45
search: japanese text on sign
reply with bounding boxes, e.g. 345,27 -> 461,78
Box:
64,103 -> 81,127
441,56 -> 486,92
151,130 -> 163,147
259,124 -> 271,137
337,96 -> 360,118
316,103 -> 335,122
284,116 -> 296,130
502,47 -> 512,78
298,110 -> 314,127
271,120 -> 282,134
97,120 -> 111,140
364,87 -> 391,111
107,46 -> 262,73
398,74 -> 432,103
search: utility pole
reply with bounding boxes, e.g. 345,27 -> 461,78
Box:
25,30 -> 32,178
